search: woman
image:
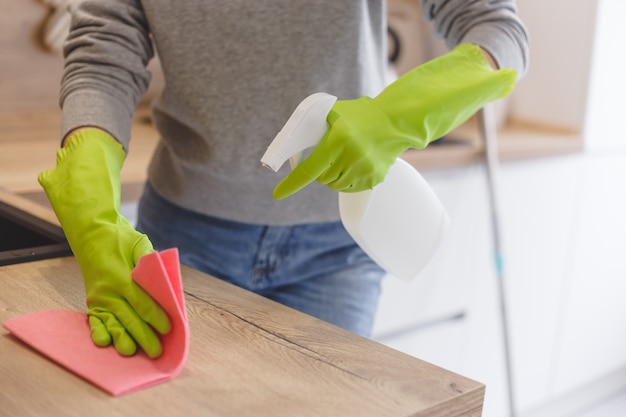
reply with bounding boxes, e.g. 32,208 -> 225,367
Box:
39,0 -> 529,358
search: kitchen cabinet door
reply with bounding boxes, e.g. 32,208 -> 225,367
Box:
551,153 -> 626,396
497,155 -> 583,412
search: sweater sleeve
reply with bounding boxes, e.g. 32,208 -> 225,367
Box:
60,0 -> 154,150
420,0 -> 529,80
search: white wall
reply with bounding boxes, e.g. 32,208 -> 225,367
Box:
583,0 -> 626,151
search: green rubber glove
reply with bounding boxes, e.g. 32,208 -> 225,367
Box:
38,128 -> 171,358
273,43 -> 517,199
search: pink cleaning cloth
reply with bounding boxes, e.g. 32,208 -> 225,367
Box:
2,248 -> 189,396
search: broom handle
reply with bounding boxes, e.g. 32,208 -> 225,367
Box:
478,104 -> 517,417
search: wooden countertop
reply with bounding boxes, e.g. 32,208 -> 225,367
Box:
0,255 -> 485,416
0,189 -> 485,416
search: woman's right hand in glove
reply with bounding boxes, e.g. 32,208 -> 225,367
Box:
38,128 -> 171,358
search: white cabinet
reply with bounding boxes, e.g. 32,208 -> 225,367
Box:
551,154 -> 626,396
498,155 -> 583,412
501,152 -> 626,411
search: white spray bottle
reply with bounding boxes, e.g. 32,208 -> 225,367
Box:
261,93 -> 450,280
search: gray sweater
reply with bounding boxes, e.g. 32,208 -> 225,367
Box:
61,0 -> 529,225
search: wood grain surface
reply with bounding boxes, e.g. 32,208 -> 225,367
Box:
0,257 -> 484,417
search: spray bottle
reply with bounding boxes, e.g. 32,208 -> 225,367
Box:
261,92 -> 449,280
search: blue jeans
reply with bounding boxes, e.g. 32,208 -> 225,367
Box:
136,183 -> 384,337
